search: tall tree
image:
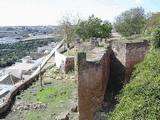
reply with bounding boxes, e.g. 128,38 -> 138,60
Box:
76,15 -> 112,40
114,7 -> 146,36
145,12 -> 160,34
100,20 -> 112,38
59,14 -> 80,48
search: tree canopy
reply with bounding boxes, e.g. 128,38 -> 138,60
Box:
145,12 -> 160,34
76,15 -> 112,40
114,7 -> 146,36
59,15 -> 80,48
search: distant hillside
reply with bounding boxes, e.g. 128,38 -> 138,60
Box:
0,39 -> 55,67
0,26 -> 56,44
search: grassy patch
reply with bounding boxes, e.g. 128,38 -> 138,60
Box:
7,68 -> 77,120
35,80 -> 74,103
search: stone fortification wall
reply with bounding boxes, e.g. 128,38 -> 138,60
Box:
107,42 -> 127,97
125,40 -> 149,82
76,48 -> 110,120
108,40 -> 149,97
111,40 -> 149,83
111,42 -> 126,66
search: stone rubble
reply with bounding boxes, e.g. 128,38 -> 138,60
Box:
11,102 -> 47,112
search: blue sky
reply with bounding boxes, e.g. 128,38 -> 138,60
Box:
0,0 -> 159,26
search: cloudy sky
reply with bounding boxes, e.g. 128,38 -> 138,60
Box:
0,0 -> 159,26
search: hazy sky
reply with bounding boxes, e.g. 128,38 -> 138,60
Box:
0,0 -> 159,26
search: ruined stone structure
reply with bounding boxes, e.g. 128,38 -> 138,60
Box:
125,40 -> 149,81
76,48 -> 110,120
111,40 -> 149,83
55,51 -> 74,74
76,40 -> 149,120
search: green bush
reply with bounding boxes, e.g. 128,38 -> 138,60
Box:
109,49 -> 160,120
76,14 -> 112,40
153,26 -> 160,48
114,7 -> 146,37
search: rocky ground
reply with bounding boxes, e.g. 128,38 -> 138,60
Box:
1,67 -> 78,120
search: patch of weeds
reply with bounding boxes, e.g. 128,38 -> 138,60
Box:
35,81 -> 74,103
25,111 -> 49,120
6,67 -> 77,120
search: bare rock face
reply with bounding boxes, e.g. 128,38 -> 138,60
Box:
55,112 -> 70,120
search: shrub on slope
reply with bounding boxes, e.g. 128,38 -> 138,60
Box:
109,49 -> 160,120
153,26 -> 160,48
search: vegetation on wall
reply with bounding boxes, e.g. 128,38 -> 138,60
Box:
109,49 -> 160,120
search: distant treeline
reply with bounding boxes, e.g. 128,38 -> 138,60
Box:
0,39 -> 55,67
